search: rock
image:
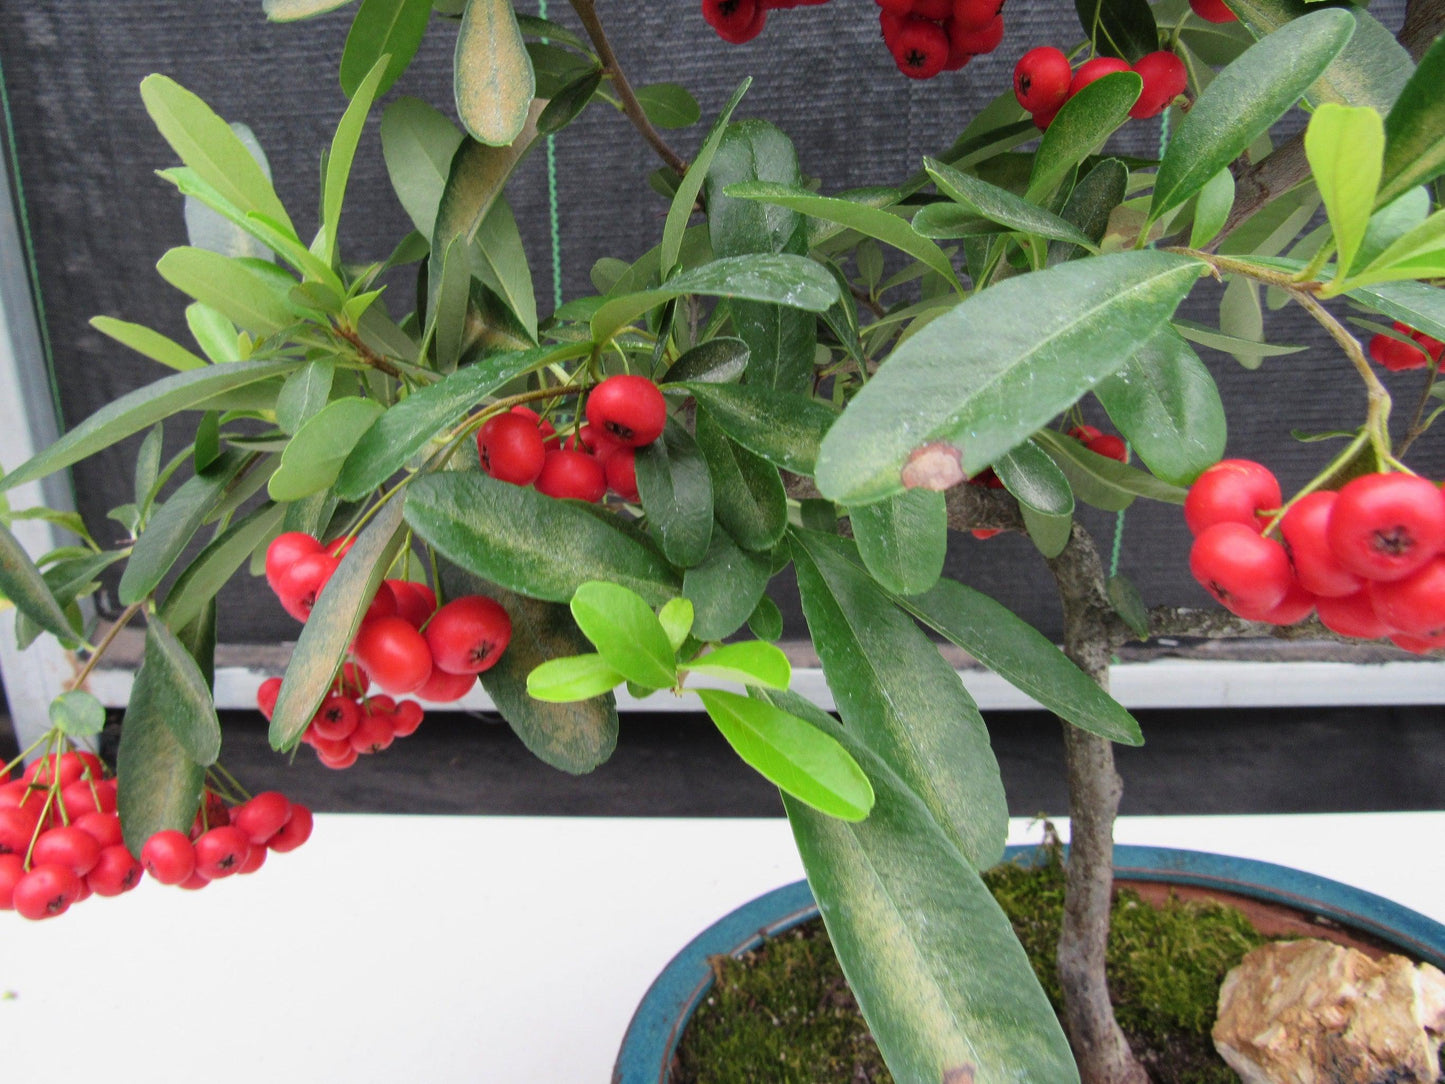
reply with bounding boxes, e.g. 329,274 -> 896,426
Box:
1213,938 -> 1445,1084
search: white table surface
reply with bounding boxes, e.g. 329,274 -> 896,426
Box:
3,812 -> 1443,1083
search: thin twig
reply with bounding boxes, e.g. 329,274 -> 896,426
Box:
1396,360 -> 1442,458
850,283 -> 886,320
71,600 -> 146,692
335,327 -> 406,381
568,0 -> 689,177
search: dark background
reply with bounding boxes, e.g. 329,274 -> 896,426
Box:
1,0 -> 1437,646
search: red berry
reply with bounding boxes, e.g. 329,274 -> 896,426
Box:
25,750 -> 100,788
480,413 -> 547,486
87,846 -> 144,896
1087,434 -> 1128,463
1256,581 -> 1316,626
425,596 -> 512,675
1032,105 -> 1061,131
0,806 -> 41,857
265,532 -> 321,593
913,0 -> 953,19
141,829 -> 197,885
880,9 -> 907,41
950,0 -> 1002,30
275,552 -> 339,622
1326,473 -> 1445,582
1130,51 -> 1186,119
177,870 -> 211,891
1390,629 -> 1445,654
362,581 -> 398,624
1184,459 -> 1282,536
1369,332 -> 1431,372
1189,522 -> 1294,615
32,826 -> 102,878
1070,425 -> 1103,444
1316,589 -> 1395,640
60,778 -> 117,818
889,16 -> 950,78
605,448 -> 640,502
417,666 -> 477,703
1279,491 -> 1362,598
510,406 -> 555,441
948,13 -> 1002,57
389,581 -> 437,629
237,842 -> 268,875
268,804 -> 313,852
332,661 -> 372,697
256,676 -> 283,720
1409,325 -> 1444,360
391,700 -> 426,738
0,853 -> 24,909
876,0 -> 913,14
349,710 -> 396,755
318,743 -> 359,769
190,791 -> 231,839
1367,557 -> 1445,636
1190,0 -> 1236,21
535,449 -> 608,502
354,616 -> 434,694
74,811 -> 123,849
230,792 -> 293,846
702,0 -> 767,43
311,695 -> 360,742
1015,47 -> 1072,115
13,864 -> 82,920
586,376 -> 667,447
1069,56 -> 1131,98
972,528 -> 1001,540
194,826 -> 252,880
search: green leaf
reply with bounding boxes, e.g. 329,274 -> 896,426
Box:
320,55 -> 390,266
472,196 -> 538,342
381,96 -> 466,236
404,471 -> 679,606
1049,158 -> 1129,266
1108,572 -> 1151,639
338,342 -> 585,500
725,181 -> 961,294
0,522 -> 78,643
590,254 -> 839,345
0,359 -> 299,493
137,617 -> 223,764
91,316 -> 208,372
849,489 -> 947,596
264,0 -> 356,18
1035,428 -> 1187,506
1344,207 -> 1445,289
1027,73 -> 1141,203
697,688 -> 873,821
454,0 -> 535,146
658,596 -> 695,651
340,0 -> 430,97
276,359 -> 336,435
1149,9 -> 1356,221
685,381 -> 837,476
1305,103 -> 1384,277
526,653 -> 626,702
994,442 -> 1075,560
695,408 -> 787,552
160,502 -> 285,631
134,424 -> 165,514
748,593 -> 783,641
1378,34 -> 1445,206
569,581 -> 677,688
187,304 -> 240,362
814,251 -> 1202,505
512,12 -> 589,50
431,236 -> 471,370
268,398 -> 385,502
156,247 -> 301,336
661,79 -> 750,277
1190,168 -> 1236,249
791,529 -> 1007,867
682,640 -> 790,689
1094,326 -> 1227,486
193,412 -> 220,471
271,498 -> 407,748
1220,274 -> 1265,371
1356,187 -> 1431,272
117,660 -> 206,859
899,576 -> 1143,745
634,421 -> 713,568
780,696 -> 1078,1084
49,690 -> 105,739
665,337 -> 750,384
1076,0 -> 1159,61
682,530 -> 771,642
635,83 -> 700,129
925,159 -> 1099,253
139,74 -> 294,234
1171,319 -> 1304,361
1346,280 -> 1445,344
120,449 -> 253,604
536,68 -> 602,135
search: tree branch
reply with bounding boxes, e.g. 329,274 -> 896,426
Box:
1399,0 -> 1445,60
568,0 -> 689,178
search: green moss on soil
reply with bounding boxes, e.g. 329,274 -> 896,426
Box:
674,850 -> 1269,1084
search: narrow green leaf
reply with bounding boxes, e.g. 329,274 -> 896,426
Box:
134,425 -> 166,514
899,575 -> 1143,745
1027,73 -> 1141,203
1108,572 -> 1151,639
186,304 -> 239,362
536,68 -> 602,135
814,251 -> 1202,506
658,596 -> 695,651
1346,280 -> 1445,344
140,74 -> 294,234
664,337 -> 750,384
268,398 -> 385,502
321,55 -> 390,266
1190,168 -> 1236,249
634,421 -> 713,568
681,530 -> 771,643
264,0 -> 356,18
526,653 -> 626,702
160,502 -> 285,631
1172,318 -> 1303,359
91,316 -> 208,372
1378,34 -> 1445,206
1149,9 -> 1356,221
340,0 -> 431,97
404,471 -> 679,606
0,359 -> 299,492
1035,428 -> 1187,505
791,529 -> 1007,867
569,581 -> 677,688
590,254 -> 839,345
686,381 -> 837,476
636,83 -> 700,129
1094,326 -> 1227,486
454,0 -> 535,146
156,247 -> 300,336
117,666 -> 206,859
1355,187 -> 1431,272
994,442 -> 1075,560
725,181 -> 961,293
1305,103 -> 1384,277
431,236 -> 471,370
276,359 -> 336,435
381,96 -> 465,236
0,523 -> 78,642
271,499 -> 407,748
1076,0 -> 1159,61
1345,207 -> 1445,289
473,196 -> 538,343
849,489 -> 946,596
698,688 -> 873,821
142,617 -> 223,764
695,408 -> 787,552
681,640 -> 789,690
193,412 -> 220,472
49,690 -> 105,739
926,159 -> 1098,252
660,78 -> 750,277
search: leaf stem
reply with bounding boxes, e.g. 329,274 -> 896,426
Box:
1396,355 -> 1443,458
70,600 -> 146,694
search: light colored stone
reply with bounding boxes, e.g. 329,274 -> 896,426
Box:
1213,939 -> 1445,1084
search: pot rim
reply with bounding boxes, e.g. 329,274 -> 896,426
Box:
612,842 -> 1445,1084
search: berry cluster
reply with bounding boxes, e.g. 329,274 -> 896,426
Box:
480,374 -> 666,502
1186,461 -> 1445,653
701,0 -> 1007,80
1014,46 -> 1186,130
1368,321 -> 1444,373
139,788 -> 312,891
257,665 -> 431,770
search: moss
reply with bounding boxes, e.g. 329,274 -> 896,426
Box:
675,850 -> 1272,1084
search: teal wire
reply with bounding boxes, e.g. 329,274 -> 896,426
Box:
538,0 -> 564,313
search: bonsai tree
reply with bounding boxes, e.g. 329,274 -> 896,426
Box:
1,0 -> 1442,1081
